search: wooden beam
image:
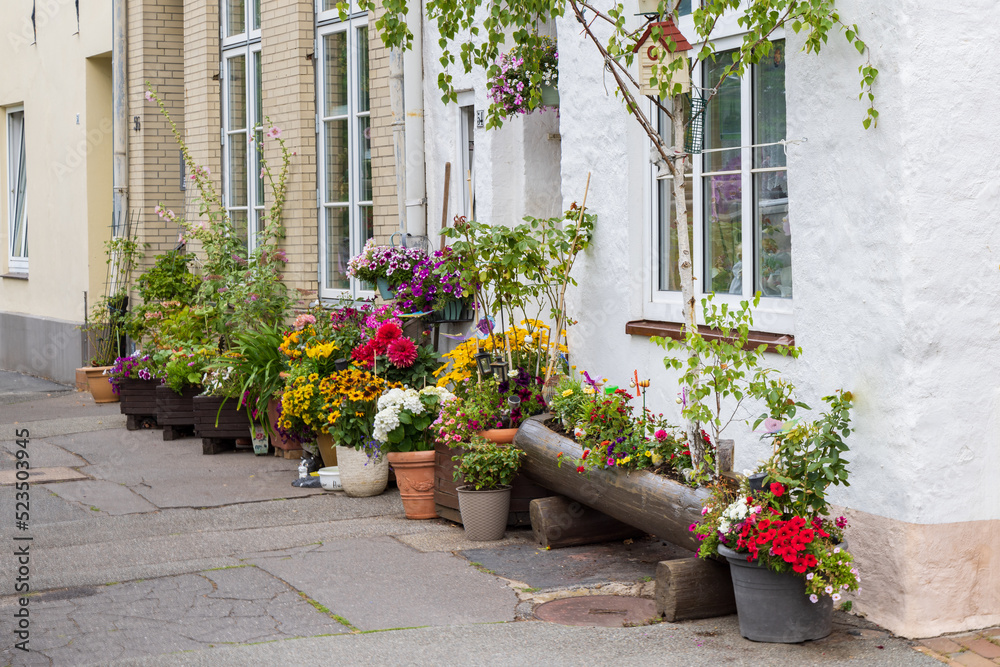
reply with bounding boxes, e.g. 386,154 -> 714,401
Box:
655,558 -> 736,622
530,495 -> 643,549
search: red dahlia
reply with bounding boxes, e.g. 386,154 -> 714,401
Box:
386,337 -> 418,368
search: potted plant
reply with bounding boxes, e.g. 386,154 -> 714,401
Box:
81,295 -> 130,403
391,248 -> 468,319
320,368 -> 396,497
348,320 -> 440,388
347,238 -> 426,298
487,34 -> 559,119
373,385 -> 455,518
690,390 -> 857,643
226,324 -> 294,450
453,436 -> 524,541
108,351 -> 168,430
654,293 -> 800,481
158,346 -> 215,440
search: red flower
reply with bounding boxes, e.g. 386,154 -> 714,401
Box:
376,321 -> 402,343
351,342 -> 375,368
576,466 -> 585,473
792,558 -> 808,574
770,482 -> 786,497
582,449 -> 590,460
386,337 -> 418,368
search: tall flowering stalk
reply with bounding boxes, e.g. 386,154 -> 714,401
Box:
145,85 -> 292,342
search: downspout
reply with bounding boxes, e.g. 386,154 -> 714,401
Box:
112,0 -> 128,237
389,45 -> 407,243
402,5 -> 426,241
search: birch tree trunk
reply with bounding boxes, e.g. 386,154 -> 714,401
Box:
671,93 -> 704,470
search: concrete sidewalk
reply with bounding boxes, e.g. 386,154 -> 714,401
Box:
0,372 -> 940,666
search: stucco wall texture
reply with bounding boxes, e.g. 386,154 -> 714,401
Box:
552,2 -> 1000,637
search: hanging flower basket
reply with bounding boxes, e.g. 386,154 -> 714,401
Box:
487,35 -> 559,120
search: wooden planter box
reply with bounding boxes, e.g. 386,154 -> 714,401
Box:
434,441 -> 549,527
155,385 -> 200,441
193,395 -> 253,455
118,379 -> 161,430
514,415 -> 711,551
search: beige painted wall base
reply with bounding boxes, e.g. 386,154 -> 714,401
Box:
843,507 -> 999,638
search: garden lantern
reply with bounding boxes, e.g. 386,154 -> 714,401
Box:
633,19 -> 692,96
475,352 -> 493,379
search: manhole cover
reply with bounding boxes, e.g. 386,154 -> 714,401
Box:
534,596 -> 658,627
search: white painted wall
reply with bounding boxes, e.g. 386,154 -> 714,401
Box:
556,0 -> 1000,528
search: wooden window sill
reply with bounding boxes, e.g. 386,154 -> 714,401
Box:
1,273 -> 28,280
625,320 -> 794,353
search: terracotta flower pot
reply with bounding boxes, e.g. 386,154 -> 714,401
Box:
316,432 -> 339,468
85,366 -> 118,403
478,428 -> 518,444
386,450 -> 437,519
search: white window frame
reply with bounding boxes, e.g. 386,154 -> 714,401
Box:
646,27 -> 794,335
455,90 -> 476,220
221,1 -> 262,249
316,10 -> 373,300
7,106 -> 27,274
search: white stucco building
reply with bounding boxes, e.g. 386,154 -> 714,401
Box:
417,0 -> 1000,639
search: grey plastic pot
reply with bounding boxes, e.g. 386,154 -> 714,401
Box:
456,485 -> 512,541
717,544 -> 833,643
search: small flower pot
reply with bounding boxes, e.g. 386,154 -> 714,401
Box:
318,466 -> 343,491
478,428 -> 518,444
748,472 -> 768,492
432,298 -> 472,323
316,432 -> 339,468
717,543 -> 833,643
457,485 -> 512,541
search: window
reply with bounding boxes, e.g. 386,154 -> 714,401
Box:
7,107 -> 27,273
653,39 -> 790,326
317,5 -> 372,298
222,0 -> 263,248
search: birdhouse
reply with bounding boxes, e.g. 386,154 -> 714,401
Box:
633,19 -> 692,97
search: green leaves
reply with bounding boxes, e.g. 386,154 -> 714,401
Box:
454,437 -> 524,490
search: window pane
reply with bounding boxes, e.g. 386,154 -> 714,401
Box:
254,208 -> 266,242
360,204 -> 373,246
324,119 -> 349,203
253,51 -> 262,127
228,55 -> 247,130
9,111 -> 27,259
704,173 -> 742,294
703,52 -> 741,173
359,115 -> 372,202
755,40 -> 786,169
657,177 -> 692,292
251,0 -> 260,31
326,207 -> 350,290
324,32 -> 349,117
229,134 -> 248,206
255,129 -> 264,206
231,209 -> 248,248
357,27 -> 370,113
226,0 -> 245,37
676,0 -> 692,15
755,170 -> 791,298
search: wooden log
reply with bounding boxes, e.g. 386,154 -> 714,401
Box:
654,558 -> 736,622
529,495 -> 644,549
514,415 -> 711,551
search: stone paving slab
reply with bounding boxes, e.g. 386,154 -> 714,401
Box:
0,484 -> 95,526
0,388 -> 120,423
0,466 -> 89,486
0,437 -> 90,468
41,479 -> 159,516
246,535 -> 517,631
43,429 -> 320,508
460,536 -> 692,591
0,565 -> 349,667
108,613 -> 938,667
393,525 -> 536,553
0,414 -> 127,440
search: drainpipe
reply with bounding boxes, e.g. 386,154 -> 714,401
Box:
112,0 -> 128,238
389,46 -> 407,243
402,6 -> 426,241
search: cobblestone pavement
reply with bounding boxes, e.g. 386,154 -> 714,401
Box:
917,627 -> 1000,666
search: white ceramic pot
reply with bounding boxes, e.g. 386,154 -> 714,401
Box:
318,466 -> 342,491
